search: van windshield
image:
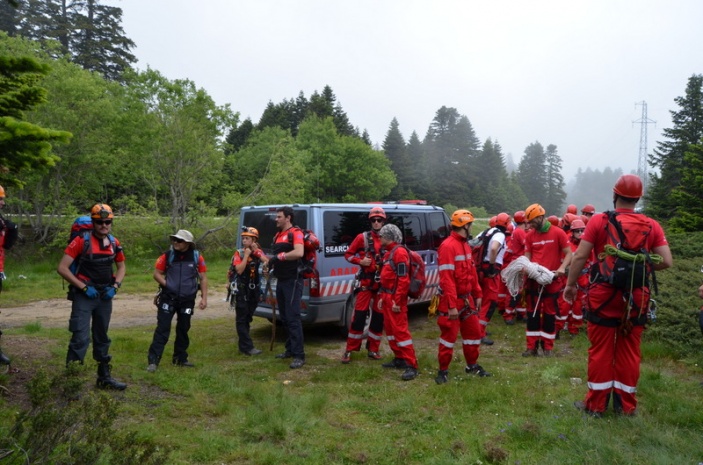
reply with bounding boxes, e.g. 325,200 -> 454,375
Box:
239,209 -> 308,254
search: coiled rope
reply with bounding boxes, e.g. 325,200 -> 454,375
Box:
599,244 -> 663,266
501,256 -> 554,297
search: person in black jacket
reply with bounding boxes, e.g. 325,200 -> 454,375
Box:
147,230 -> 208,372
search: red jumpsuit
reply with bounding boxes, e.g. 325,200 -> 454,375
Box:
524,223 -> 569,351
377,242 -> 418,369
502,226 -> 527,322
344,230 -> 384,354
580,209 -> 668,415
437,231 -> 483,371
556,239 -> 590,335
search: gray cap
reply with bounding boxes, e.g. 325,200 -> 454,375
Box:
170,229 -> 194,244
379,224 -> 402,243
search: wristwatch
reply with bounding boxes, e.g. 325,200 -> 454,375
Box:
114,281 -> 122,289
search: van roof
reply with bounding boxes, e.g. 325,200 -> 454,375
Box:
241,203 -> 445,212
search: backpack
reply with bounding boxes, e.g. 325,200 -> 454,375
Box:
469,227 -> 500,265
69,215 -> 94,244
387,245 -> 426,299
288,227 -> 320,279
592,211 -> 656,293
1,215 -> 18,250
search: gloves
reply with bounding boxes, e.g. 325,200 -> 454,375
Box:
102,287 -> 117,300
486,263 -> 498,278
0,272 -> 5,281
83,286 -> 99,299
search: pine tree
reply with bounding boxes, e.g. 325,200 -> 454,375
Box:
383,118 -> 411,199
544,144 -> 566,214
517,141 -> 548,208
647,74 -> 703,219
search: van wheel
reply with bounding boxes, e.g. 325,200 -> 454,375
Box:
341,295 -> 356,337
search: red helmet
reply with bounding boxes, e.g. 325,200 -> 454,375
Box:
525,204 -> 546,222
513,210 -> 526,223
562,213 -> 578,227
581,204 -> 595,215
613,174 -> 643,198
495,212 -> 510,228
506,222 -> 514,235
489,216 -> 497,228
547,215 -> 559,226
450,209 -> 474,227
570,219 -> 586,231
566,204 -> 578,215
368,206 -> 386,220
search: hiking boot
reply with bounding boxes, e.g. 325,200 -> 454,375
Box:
382,358 -> 408,369
505,319 -> 515,326
240,348 -> 263,356
401,367 -> 418,381
289,358 -> 306,369
0,349 -> 10,366
367,351 -> 382,360
435,370 -> 449,384
543,349 -> 553,357
574,401 -> 602,418
146,363 -> 157,373
465,364 -> 492,377
522,348 -> 539,357
96,362 -> 127,391
173,360 -> 195,367
481,337 -> 494,346
275,352 -> 293,359
341,351 -> 352,364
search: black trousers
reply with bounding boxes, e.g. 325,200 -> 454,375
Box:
235,294 -> 259,352
148,296 -> 195,365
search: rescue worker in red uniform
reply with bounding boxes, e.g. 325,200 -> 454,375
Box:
0,186 -> 13,367
523,204 -> 572,356
477,212 -> 509,344
434,210 -> 490,384
565,175 -> 672,417
581,204 -> 596,220
341,206 -> 386,363
503,210 -> 528,323
556,219 -> 589,336
377,223 -> 418,381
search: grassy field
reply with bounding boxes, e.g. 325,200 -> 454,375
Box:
1,224 -> 703,464
1,283 -> 703,463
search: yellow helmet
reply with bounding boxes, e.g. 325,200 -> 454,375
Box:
525,204 -> 546,222
90,203 -> 114,219
450,209 -> 474,227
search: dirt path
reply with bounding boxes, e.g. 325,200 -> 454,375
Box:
0,290 -> 233,329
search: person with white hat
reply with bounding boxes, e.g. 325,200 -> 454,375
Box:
147,229 -> 208,372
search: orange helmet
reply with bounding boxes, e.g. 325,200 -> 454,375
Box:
495,212 -> 510,228
547,215 -> 559,226
513,210 -> 526,224
570,219 -> 586,231
581,204 -> 595,215
90,203 -> 114,219
489,216 -> 497,228
368,206 -> 386,220
566,204 -> 577,215
0,185 -> 5,198
241,226 -> 259,239
525,204 -> 546,222
450,209 -> 474,227
613,174 -> 643,198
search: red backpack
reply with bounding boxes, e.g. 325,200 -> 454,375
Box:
287,227 -> 320,279
386,245 -> 426,299
592,211 -> 657,293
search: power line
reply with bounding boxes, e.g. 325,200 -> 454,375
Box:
633,101 -> 656,199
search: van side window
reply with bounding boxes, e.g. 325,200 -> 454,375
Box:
387,213 -> 425,251
427,212 -> 450,249
323,211 -> 367,256
239,209 -> 308,254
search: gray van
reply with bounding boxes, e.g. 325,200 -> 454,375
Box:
237,203 -> 450,329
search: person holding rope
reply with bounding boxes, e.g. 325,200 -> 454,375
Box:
270,206 -> 306,369
565,174 -> 672,417
522,203 -> 572,357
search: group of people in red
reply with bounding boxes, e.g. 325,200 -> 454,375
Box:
339,174 -> 674,418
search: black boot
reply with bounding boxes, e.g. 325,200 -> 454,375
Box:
0,348 -> 10,366
96,361 -> 127,391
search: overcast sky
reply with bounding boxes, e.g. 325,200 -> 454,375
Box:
106,0 -> 703,180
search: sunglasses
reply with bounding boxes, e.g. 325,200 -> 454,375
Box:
93,220 -> 112,226
171,238 -> 185,243
370,218 -> 385,223
572,229 -> 585,233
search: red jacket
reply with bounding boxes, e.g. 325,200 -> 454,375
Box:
437,231 -> 482,311
345,230 -> 382,281
379,241 -> 410,305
